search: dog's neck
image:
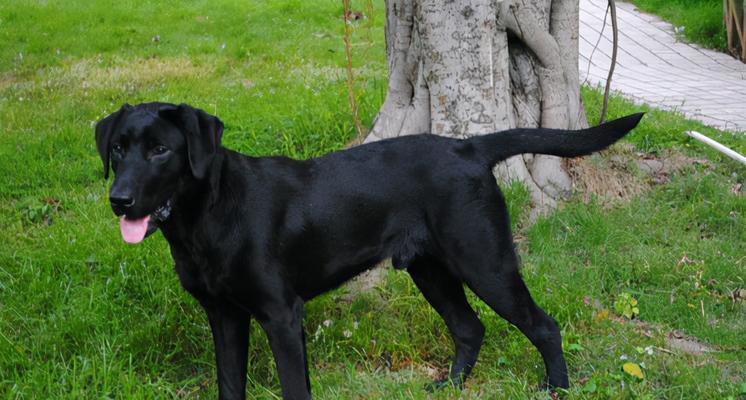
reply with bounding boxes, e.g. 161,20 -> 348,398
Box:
160,151 -> 226,239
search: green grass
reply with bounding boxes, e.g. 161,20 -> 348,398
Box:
1,1 -> 745,399
630,0 -> 728,51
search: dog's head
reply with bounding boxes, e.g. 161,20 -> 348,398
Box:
95,102 -> 223,243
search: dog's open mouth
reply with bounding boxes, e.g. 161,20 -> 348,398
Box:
120,201 -> 172,244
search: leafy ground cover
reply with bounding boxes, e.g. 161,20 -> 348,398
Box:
630,0 -> 728,52
1,1 -> 744,398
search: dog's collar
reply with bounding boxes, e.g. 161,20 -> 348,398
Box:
152,199 -> 172,222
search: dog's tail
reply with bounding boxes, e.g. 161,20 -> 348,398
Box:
468,113 -> 644,166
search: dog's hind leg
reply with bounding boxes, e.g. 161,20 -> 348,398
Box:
439,185 -> 568,389
408,255 -> 485,391
460,244 -> 568,389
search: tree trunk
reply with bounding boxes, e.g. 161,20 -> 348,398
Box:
724,0 -> 745,61
366,0 -> 588,211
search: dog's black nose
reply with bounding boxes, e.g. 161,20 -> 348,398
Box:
110,195 -> 135,208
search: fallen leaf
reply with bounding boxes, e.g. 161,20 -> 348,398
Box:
582,380 -> 597,393
732,288 -> 746,302
670,330 -> 684,339
665,334 -> 713,355
622,362 -> 644,379
566,343 -> 584,352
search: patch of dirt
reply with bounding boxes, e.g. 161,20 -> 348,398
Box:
567,144 -> 708,206
416,362 -> 443,380
666,331 -> 714,355
289,64 -> 383,83
584,297 -> 720,356
0,73 -> 19,92
352,264 -> 387,293
339,262 -> 388,303
25,57 -> 214,93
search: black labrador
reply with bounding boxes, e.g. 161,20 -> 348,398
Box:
95,102 -> 642,399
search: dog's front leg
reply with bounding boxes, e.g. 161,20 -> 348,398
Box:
257,297 -> 311,400
205,304 -> 252,400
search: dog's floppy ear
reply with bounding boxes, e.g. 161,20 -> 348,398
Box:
159,104 -> 224,180
95,104 -> 131,179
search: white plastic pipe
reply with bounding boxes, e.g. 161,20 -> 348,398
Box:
686,131 -> 746,166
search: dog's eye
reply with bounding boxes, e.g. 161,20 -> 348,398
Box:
152,145 -> 169,155
112,143 -> 123,154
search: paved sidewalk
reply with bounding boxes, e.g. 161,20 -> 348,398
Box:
579,0 -> 746,133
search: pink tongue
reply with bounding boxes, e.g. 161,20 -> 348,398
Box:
120,215 -> 150,244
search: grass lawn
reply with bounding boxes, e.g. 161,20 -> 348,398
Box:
630,0 -> 728,52
1,1 -> 744,399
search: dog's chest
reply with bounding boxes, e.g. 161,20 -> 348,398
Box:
168,240 -> 227,298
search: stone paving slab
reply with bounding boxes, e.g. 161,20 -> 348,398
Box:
579,0 -> 746,133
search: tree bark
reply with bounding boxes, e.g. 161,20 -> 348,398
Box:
366,0 -> 588,211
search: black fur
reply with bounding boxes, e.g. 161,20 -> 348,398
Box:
96,102 -> 643,400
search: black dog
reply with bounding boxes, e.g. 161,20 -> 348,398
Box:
95,102 -> 642,399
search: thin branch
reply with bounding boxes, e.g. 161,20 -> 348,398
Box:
582,2 -> 610,86
343,0 -> 365,143
599,0 -> 618,124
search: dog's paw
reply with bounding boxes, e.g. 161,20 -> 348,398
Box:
424,378 -> 463,393
540,376 -> 569,395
